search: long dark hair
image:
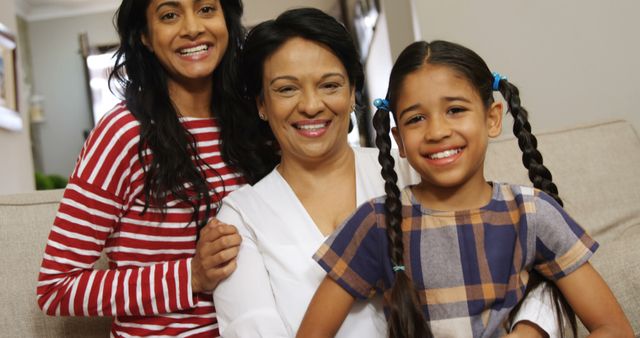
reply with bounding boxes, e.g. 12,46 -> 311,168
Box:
109,0 -> 249,229
234,7 -> 365,181
373,40 -> 575,337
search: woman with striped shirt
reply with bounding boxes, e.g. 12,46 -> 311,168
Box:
35,0 -> 275,336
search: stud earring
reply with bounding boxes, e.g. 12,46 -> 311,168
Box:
258,112 -> 267,121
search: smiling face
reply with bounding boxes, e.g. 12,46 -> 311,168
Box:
392,64 -> 503,194
258,37 -> 355,165
142,0 -> 228,88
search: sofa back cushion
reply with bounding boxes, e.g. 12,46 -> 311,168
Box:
485,119 -> 640,334
485,119 -> 640,243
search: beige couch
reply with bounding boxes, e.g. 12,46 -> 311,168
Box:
1,120 -> 638,337
0,189 -> 112,337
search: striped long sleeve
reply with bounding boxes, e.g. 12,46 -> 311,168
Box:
36,103 -> 244,337
37,178 -> 196,317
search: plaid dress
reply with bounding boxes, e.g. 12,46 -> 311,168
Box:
314,183 -> 598,337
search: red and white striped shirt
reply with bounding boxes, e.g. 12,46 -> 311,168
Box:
37,103 -> 244,337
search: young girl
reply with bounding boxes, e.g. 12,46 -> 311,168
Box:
296,40 -> 632,338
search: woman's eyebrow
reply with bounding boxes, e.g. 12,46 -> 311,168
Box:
269,72 -> 345,85
269,75 -> 297,85
155,1 -> 180,13
321,73 -> 346,80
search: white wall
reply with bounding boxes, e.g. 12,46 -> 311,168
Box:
243,0 -> 339,26
367,0 -> 425,101
414,0 -> 640,134
27,11 -> 118,177
0,0 -> 35,194
379,0 -> 417,61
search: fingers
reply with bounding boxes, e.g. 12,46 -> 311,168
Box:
192,218 -> 242,292
197,231 -> 241,258
205,259 -> 238,287
206,217 -> 224,227
191,256 -> 238,293
196,218 -> 241,259
199,218 -> 239,243
200,245 -> 240,269
198,247 -> 239,290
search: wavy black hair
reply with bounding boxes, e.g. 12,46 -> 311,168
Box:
373,40 -> 575,337
234,7 -> 365,181
109,0 -> 250,229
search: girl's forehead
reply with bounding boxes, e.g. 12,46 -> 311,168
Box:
398,65 -> 478,101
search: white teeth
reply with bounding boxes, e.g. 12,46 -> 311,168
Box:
297,123 -> 326,131
180,44 -> 208,55
428,148 -> 461,159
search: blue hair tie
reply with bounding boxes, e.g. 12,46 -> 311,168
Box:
373,98 -> 390,111
392,265 -> 405,273
492,72 -> 507,91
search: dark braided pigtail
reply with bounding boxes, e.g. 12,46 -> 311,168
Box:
499,80 -> 562,204
373,102 -> 432,338
497,78 -> 577,337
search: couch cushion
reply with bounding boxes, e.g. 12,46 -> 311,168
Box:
486,120 -> 640,243
577,225 -> 640,336
485,120 -> 640,335
0,189 -> 112,337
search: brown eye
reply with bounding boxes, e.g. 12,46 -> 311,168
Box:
405,115 -> 425,126
199,5 -> 218,16
160,12 -> 178,21
321,82 -> 340,92
276,86 -> 296,95
447,107 -> 466,115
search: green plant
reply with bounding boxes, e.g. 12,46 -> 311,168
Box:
35,172 -> 68,190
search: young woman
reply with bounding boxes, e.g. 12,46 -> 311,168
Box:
297,40 -> 633,337
35,1 -> 260,336
214,8 -> 562,338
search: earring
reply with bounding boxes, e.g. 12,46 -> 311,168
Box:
258,112 -> 267,121
351,104 -> 356,112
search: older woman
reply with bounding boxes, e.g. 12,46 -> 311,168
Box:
214,7 -> 558,338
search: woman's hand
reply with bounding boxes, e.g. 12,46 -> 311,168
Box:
191,218 -> 242,293
504,321 -> 548,338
